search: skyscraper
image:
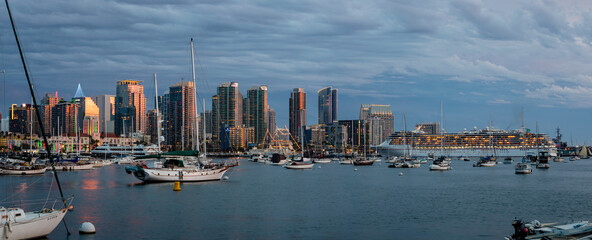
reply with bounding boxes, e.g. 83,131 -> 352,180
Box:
166,81 -> 196,150
52,101 -> 78,136
289,88 -> 306,142
268,108 -> 276,139
40,93 -> 61,136
243,85 -> 268,145
114,80 -> 147,137
317,86 -> 337,125
73,85 -> 100,139
93,95 -> 115,135
9,104 -> 32,134
212,82 -> 243,148
359,104 -> 394,145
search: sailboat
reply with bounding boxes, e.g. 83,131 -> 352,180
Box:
389,113 -> 419,168
515,108 -> 532,174
353,121 -> 375,166
125,39 -> 230,182
286,125 -> 314,169
430,99 -> 451,171
577,144 -> 591,159
1,1 -> 73,238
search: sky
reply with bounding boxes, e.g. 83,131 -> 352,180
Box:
0,0 -> 591,144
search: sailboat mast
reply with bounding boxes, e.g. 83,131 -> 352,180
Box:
203,98 -> 207,155
5,0 -> 70,221
190,38 -> 200,152
154,73 -> 161,152
403,113 -> 407,156
440,99 -> 444,156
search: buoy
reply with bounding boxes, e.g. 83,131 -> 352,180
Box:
399,172 -> 403,176
79,222 -> 96,234
354,168 -> 358,171
318,166 -> 321,169
173,181 -> 181,191
223,176 -> 229,180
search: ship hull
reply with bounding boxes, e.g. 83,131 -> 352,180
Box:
378,144 -> 556,159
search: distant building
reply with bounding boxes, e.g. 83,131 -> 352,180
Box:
158,92 -> 170,148
200,110 -> 212,135
9,104 -> 34,135
289,88 -> 306,142
359,104 -> 394,145
146,109 -> 158,144
115,80 -> 147,137
268,109 -> 276,140
52,101 -> 78,136
323,122 -> 347,152
229,125 -> 255,151
338,120 -> 367,152
73,85 -> 100,139
317,86 -> 338,124
40,93 -> 62,136
212,82 -> 243,147
416,122 -> 440,134
92,94 -> 115,135
166,81 -> 196,150
243,85 -> 268,145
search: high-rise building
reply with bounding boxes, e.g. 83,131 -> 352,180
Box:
229,125 -> 255,150
200,110 -> 213,135
9,104 -> 34,135
268,108 -> 276,139
52,101 -> 78,136
416,122 -> 440,134
158,92 -> 170,148
166,81 -> 196,150
289,88 -> 306,142
147,109 -> 158,144
40,93 -> 61,136
338,120 -> 367,152
243,85 -> 268,145
114,80 -> 147,137
317,86 -> 338,124
212,82 -> 243,145
73,85 -> 100,139
93,95 -> 115,135
359,104 -> 394,145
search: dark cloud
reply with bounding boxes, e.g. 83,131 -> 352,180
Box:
0,0 -> 590,142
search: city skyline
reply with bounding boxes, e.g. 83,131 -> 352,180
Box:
0,1 -> 591,143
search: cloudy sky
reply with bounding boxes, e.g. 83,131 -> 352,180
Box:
0,0 -> 591,144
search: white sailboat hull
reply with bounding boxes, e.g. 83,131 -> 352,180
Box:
429,164 -> 451,171
134,167 -> 229,182
0,207 -> 69,240
284,163 -> 314,169
0,168 -> 46,175
52,163 -> 94,171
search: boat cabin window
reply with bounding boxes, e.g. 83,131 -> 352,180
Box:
164,159 -> 184,168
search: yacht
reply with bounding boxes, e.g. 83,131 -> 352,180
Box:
90,144 -> 159,157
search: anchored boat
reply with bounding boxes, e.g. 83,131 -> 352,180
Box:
125,151 -> 230,182
505,219 -> 592,240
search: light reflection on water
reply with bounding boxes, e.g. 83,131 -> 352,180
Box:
1,159 -> 592,239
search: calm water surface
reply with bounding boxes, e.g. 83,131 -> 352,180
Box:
2,159 -> 592,239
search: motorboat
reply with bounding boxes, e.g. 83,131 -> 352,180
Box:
353,158 -> 375,166
458,156 -> 469,161
473,156 -> 496,167
429,156 -> 451,171
505,219 -> 592,240
515,158 -> 532,174
269,154 -> 288,166
340,159 -> 354,165
553,157 -> 564,162
535,151 -> 551,169
503,157 -> 513,164
313,158 -> 331,164
284,162 -> 314,169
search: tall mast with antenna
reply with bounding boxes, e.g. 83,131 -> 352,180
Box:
191,38 -> 199,152
154,73 -> 161,152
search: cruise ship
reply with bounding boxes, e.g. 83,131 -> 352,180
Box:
377,128 -> 556,159
90,144 -> 160,157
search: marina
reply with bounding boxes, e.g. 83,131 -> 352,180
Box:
2,158 -> 592,239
